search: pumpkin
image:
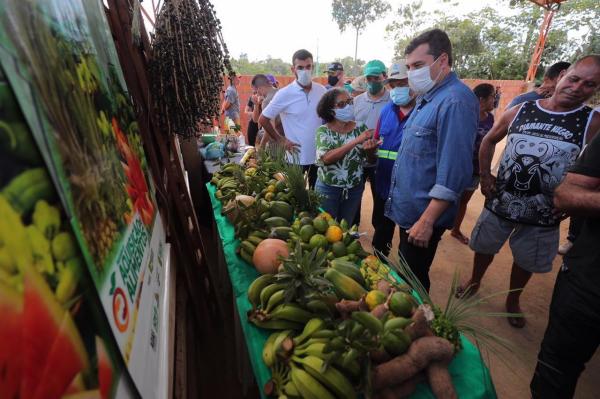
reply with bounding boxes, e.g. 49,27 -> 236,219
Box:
252,239 -> 289,274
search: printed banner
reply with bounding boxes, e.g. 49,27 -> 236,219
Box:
0,67 -> 136,398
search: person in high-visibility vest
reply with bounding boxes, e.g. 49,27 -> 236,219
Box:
371,60 -> 416,256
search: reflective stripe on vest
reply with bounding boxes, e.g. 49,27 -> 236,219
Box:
378,149 -> 397,160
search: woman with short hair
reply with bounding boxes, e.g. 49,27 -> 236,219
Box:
315,88 -> 378,223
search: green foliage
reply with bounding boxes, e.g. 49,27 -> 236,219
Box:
331,0 -> 391,34
230,53 -> 293,76
331,0 -> 391,60
386,0 -> 600,81
331,56 -> 366,77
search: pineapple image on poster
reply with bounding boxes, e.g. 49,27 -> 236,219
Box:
0,0 -> 156,285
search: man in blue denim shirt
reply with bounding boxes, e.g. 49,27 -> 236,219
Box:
385,29 -> 479,291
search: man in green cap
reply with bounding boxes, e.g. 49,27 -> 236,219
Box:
352,59 -> 390,227
354,60 -> 390,129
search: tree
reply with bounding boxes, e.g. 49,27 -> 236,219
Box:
334,56 -> 366,77
385,0 -> 597,81
230,54 -> 294,76
331,0 -> 391,62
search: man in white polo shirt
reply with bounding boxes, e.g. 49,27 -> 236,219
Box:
259,49 -> 327,188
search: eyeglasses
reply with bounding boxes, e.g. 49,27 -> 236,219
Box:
335,98 -> 353,108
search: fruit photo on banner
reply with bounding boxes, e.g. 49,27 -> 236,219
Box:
0,68 -> 132,399
0,0 -> 155,282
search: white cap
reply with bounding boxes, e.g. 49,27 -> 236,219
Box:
350,75 -> 367,92
385,60 -> 408,83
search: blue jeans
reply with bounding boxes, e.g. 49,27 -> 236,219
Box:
315,180 -> 364,225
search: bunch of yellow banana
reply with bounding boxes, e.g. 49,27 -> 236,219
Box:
262,317 -> 359,399
360,255 -> 392,290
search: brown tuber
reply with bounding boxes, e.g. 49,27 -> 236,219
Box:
377,279 -> 393,295
405,305 -> 434,341
372,336 -> 454,390
427,361 -> 457,399
370,348 -> 392,364
336,297 -> 368,318
371,303 -> 388,319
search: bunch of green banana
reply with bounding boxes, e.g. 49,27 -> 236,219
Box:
2,168 -> 55,215
262,329 -> 295,368
238,230 -> 267,265
247,276 -> 316,330
214,176 -> 238,193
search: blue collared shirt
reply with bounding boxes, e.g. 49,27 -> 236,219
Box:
385,72 -> 479,229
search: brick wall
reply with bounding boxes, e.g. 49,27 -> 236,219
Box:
223,76 -> 527,134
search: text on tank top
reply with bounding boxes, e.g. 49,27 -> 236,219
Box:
486,100 -> 593,226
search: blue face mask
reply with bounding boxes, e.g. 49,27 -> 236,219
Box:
334,104 -> 355,122
390,86 -> 412,106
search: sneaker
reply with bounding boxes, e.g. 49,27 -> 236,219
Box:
558,241 -> 573,255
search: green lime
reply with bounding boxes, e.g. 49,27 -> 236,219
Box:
309,234 -> 328,249
331,241 -> 347,258
299,224 -> 315,243
313,216 -> 329,234
346,240 -> 361,255
389,292 -> 414,318
300,217 -> 313,226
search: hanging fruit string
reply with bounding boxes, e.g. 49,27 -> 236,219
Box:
150,0 -> 233,138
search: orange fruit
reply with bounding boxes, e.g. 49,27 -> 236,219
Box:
325,225 -> 343,243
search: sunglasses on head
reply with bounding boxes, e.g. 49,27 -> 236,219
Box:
335,98 -> 353,108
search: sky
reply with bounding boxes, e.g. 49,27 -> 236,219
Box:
142,0 -> 512,67
208,0 -> 504,66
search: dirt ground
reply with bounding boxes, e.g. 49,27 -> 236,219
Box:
356,182 -> 600,399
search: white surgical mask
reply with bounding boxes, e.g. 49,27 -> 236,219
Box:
296,69 -> 312,86
390,86 -> 412,106
334,104 -> 355,122
407,57 -> 442,95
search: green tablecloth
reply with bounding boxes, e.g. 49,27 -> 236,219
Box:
206,183 -> 497,399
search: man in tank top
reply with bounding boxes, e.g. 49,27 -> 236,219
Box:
457,55 -> 600,328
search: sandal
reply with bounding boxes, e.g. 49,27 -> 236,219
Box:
506,303 -> 526,328
455,282 -> 479,299
450,230 -> 470,245
507,315 -> 526,328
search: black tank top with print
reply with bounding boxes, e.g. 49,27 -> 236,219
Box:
486,100 -> 594,226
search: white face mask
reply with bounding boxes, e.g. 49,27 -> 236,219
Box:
407,56 -> 442,95
296,69 -> 312,86
334,104 -> 355,122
